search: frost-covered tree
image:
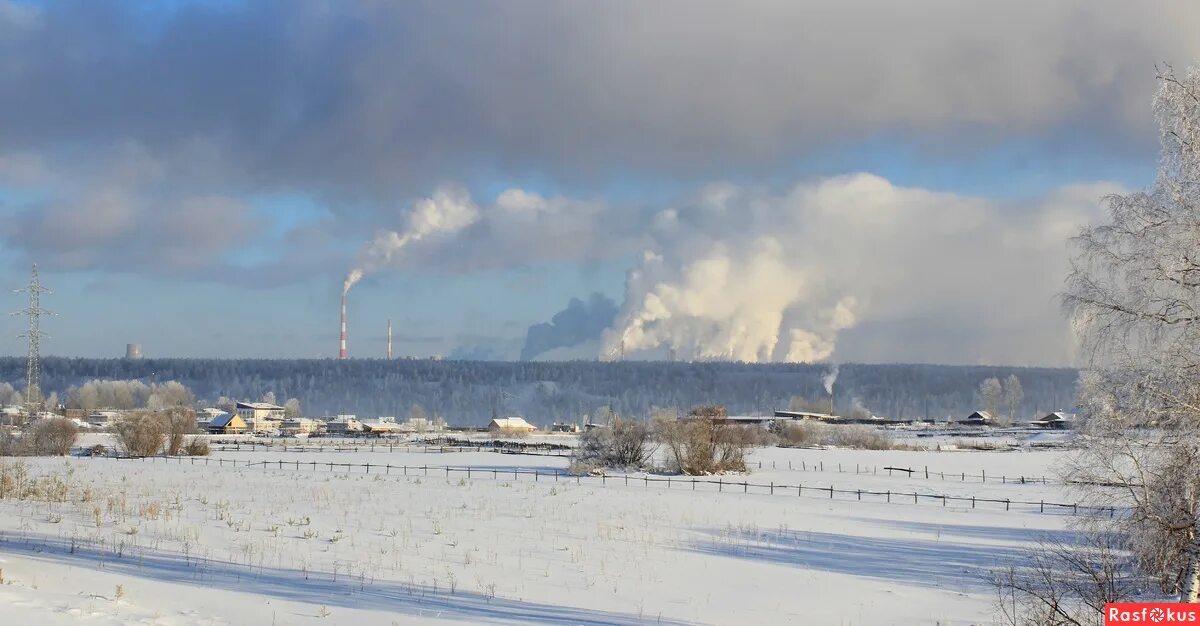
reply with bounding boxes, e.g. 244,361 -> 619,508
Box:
979,377 -> 1002,417
1003,375 -> 1023,424
0,382 -> 19,406
1065,65 -> 1200,603
261,391 -> 277,405
284,398 -> 301,418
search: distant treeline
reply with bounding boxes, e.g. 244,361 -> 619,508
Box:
0,358 -> 1079,426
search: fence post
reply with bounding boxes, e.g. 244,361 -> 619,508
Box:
914,492 -> 918,504
1005,499 -> 1010,511
924,466 -> 929,479
829,486 -> 834,499
857,489 -> 861,501
770,481 -> 774,495
743,482 -> 747,493
886,490 -> 890,503
971,497 -> 975,508
1040,500 -> 1044,513
718,479 -> 723,492
982,469 -> 986,482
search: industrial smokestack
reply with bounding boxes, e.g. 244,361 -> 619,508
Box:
387,319 -> 393,360
339,292 -> 348,360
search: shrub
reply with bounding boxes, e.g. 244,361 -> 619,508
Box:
824,425 -> 895,450
28,418 -> 78,456
654,417 -> 751,475
778,421 -> 827,447
164,407 -> 196,456
112,411 -> 167,457
777,421 -> 897,450
0,430 -> 24,456
183,436 -> 210,456
573,416 -> 653,469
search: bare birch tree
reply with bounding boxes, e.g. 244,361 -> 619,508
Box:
1065,65 -> 1200,603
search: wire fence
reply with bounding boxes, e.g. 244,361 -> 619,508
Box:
100,454 -> 1119,518
204,443 -> 1058,483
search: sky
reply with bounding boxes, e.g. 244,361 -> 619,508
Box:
0,0 -> 1195,365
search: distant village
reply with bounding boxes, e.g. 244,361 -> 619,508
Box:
0,397 -> 1075,438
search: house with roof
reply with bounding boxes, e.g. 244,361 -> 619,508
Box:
958,411 -> 994,426
1030,411 -> 1075,430
207,412 -> 247,434
488,416 -> 537,434
236,402 -> 285,433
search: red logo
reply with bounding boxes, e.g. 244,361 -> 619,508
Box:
1105,604 -> 1200,624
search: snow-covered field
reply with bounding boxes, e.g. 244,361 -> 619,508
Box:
0,440 -> 1090,625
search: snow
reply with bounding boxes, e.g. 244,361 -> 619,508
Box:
0,441 -> 1087,625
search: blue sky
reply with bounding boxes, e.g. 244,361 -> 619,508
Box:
0,1 -> 1193,364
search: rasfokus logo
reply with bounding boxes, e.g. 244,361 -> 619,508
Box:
1106,603 -> 1199,624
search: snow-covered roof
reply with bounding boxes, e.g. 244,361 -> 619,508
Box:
236,402 -> 284,410
965,411 -> 993,421
489,417 -> 535,429
208,413 -> 238,428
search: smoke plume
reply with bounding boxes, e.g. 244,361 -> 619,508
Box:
343,185 -> 480,293
822,364 -> 839,395
521,293 -> 619,361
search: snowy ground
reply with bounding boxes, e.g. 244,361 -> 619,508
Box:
0,442 -> 1092,625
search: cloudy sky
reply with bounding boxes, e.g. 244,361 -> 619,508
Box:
0,0 -> 1195,364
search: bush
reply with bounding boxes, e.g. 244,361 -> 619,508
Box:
824,425 -> 895,450
113,411 -> 167,457
183,436 -> 210,456
655,417 -> 751,475
777,421 -> 897,450
573,416 -> 653,469
28,418 -> 78,456
164,407 -> 196,455
0,429 -> 24,456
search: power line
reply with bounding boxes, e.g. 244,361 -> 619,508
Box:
12,264 -> 52,418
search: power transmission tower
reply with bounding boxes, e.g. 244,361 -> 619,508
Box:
13,264 -> 52,418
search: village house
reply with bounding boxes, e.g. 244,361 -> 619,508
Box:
207,412 -> 247,435
1030,411 -> 1075,429
958,411 -> 994,426
280,417 -> 321,437
488,416 -> 537,435
325,415 -> 363,435
236,401 -> 286,433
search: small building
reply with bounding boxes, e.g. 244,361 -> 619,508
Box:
361,420 -> 403,436
236,402 -> 286,432
325,415 -> 363,435
207,413 -> 247,434
195,407 -> 228,430
280,417 -> 320,436
773,410 -> 842,422
86,410 -> 123,428
488,416 -> 537,434
549,422 -> 580,433
1030,412 -> 1075,430
958,411 -> 994,426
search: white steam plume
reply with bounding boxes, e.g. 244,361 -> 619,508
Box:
822,363 -> 839,395
343,185 -> 480,294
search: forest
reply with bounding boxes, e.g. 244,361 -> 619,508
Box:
0,357 -> 1079,426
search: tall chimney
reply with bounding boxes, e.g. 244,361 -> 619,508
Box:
339,292 -> 348,360
387,319 -> 393,360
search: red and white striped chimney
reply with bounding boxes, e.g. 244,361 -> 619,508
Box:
339,292 -> 348,359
